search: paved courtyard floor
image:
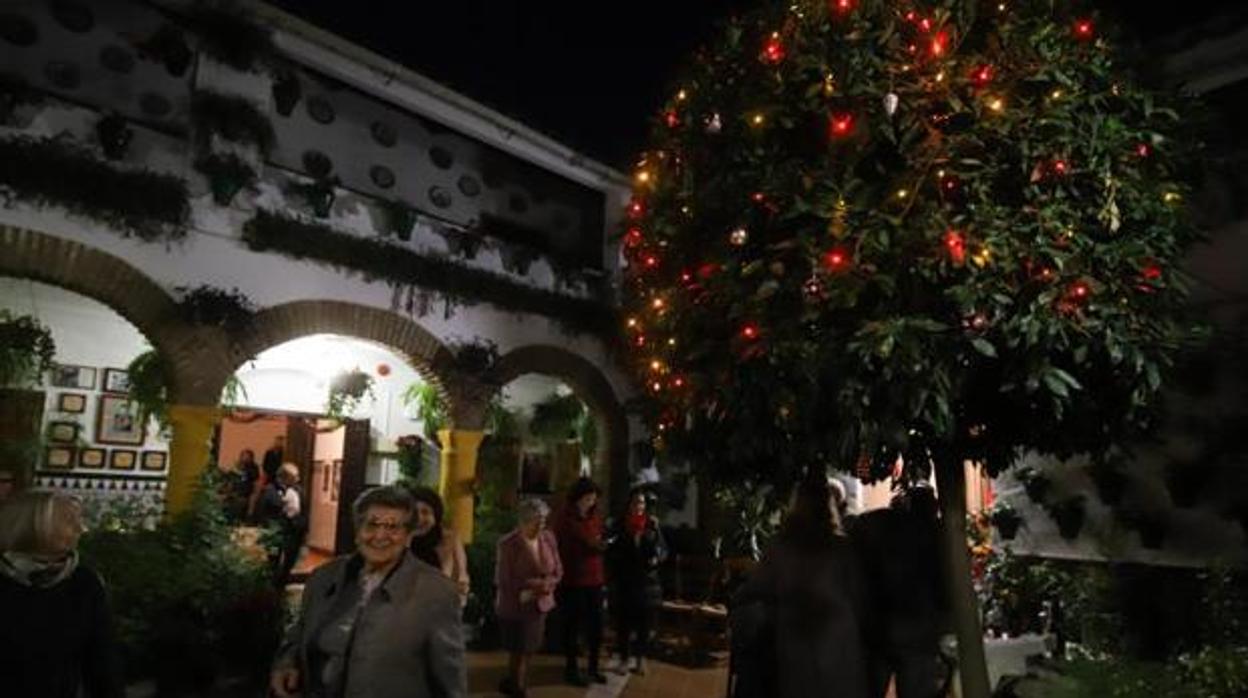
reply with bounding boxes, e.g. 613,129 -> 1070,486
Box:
467,650 -> 729,698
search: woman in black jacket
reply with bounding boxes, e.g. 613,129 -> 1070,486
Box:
607,487 -> 667,675
0,490 -> 124,698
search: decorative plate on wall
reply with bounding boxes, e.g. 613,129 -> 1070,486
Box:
306,96 -> 335,125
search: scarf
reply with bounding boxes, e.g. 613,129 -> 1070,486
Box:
0,550 -> 80,588
625,512 -> 648,537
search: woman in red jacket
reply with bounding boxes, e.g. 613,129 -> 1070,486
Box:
555,477 -> 608,685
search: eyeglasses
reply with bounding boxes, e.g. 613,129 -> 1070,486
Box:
362,518 -> 409,534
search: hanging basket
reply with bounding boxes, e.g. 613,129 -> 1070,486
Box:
1049,497 -> 1085,541
991,508 -> 1024,541
1088,463 -> 1128,506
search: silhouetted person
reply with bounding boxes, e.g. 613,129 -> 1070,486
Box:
730,474 -> 870,698
852,485 -> 947,698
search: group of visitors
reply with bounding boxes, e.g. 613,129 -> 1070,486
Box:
730,475 -> 947,698
494,477 -> 667,697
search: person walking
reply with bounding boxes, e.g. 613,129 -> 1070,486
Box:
607,487 -> 667,675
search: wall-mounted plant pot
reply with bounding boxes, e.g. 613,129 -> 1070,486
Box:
440,230 -> 483,259
287,177 -> 338,218
1166,462 -> 1204,508
380,200 -> 416,241
1088,464 -> 1128,506
499,242 -> 538,275
1049,497 -> 1085,541
96,113 -> 133,160
1018,469 -> 1050,504
992,514 -> 1023,541
1135,517 -> 1167,550
194,153 -> 257,207
272,70 -> 301,117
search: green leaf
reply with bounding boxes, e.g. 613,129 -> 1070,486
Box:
972,338 -> 999,358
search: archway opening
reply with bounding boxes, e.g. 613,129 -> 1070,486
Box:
0,277 -> 167,522
219,333 -> 441,575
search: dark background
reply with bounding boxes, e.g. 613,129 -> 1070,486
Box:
267,0 -> 1247,170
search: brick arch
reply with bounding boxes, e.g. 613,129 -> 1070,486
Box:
488,345 -> 631,506
0,224 -> 229,402
224,300 -> 457,403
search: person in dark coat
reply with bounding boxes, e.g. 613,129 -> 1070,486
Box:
0,490 -> 124,698
607,487 -> 668,675
730,473 -> 870,698
852,485 -> 947,698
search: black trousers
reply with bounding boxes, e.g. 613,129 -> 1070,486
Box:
561,586 -> 603,673
614,600 -> 656,662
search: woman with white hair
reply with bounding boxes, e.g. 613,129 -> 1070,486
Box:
0,490 -> 124,698
494,497 -> 563,697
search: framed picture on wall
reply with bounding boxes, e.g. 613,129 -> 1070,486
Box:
141,451 -> 167,472
50,364 -> 96,390
78,447 -> 107,469
45,446 -> 75,470
102,368 -> 131,394
96,395 -> 145,445
57,392 -> 87,414
47,421 -> 80,444
109,449 -> 137,471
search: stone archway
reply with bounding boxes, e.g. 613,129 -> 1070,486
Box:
488,344 -> 631,508
223,299 -> 458,403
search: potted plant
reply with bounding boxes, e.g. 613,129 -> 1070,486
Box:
193,152 -> 258,206
989,503 -> 1025,541
1046,496 -> 1086,541
0,310 -> 56,387
393,434 -> 424,484
134,24 -> 193,77
499,241 -> 539,275
1166,461 -> 1205,508
438,228 -> 484,260
1133,512 -> 1168,550
125,350 -> 172,430
1087,461 -> 1129,507
287,175 -> 338,218
96,113 -> 133,160
380,198 -> 417,241
175,285 -> 257,335
271,69 -> 302,117
0,74 -> 43,127
1016,466 -> 1051,505
326,368 -> 374,421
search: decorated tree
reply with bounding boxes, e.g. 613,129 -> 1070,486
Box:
618,0 -> 1203,694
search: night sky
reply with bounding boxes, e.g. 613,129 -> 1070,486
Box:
267,0 -> 1246,172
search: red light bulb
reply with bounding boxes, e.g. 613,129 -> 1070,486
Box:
1136,143 -> 1151,158
625,228 -> 643,247
1052,159 -> 1069,176
930,31 -> 948,57
665,110 -> 680,129
833,0 -> 854,13
761,33 -> 786,64
1074,19 -> 1094,40
829,112 -> 855,138
944,230 -> 966,264
1141,264 -> 1162,281
643,254 -> 659,268
823,247 -> 850,271
741,323 -> 760,340
1071,281 -> 1090,299
971,64 -> 994,88
628,199 -> 645,218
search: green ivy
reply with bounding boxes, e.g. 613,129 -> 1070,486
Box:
193,152 -> 258,206
0,136 -> 189,241
241,210 -> 614,335
175,284 -> 257,335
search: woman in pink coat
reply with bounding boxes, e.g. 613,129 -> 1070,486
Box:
495,498 -> 562,697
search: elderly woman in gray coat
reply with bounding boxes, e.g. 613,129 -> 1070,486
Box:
270,485 -> 466,698
730,474 -> 870,698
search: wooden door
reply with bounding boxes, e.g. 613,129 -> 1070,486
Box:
286,416 -> 316,506
0,388 -> 44,487
334,418 -> 370,554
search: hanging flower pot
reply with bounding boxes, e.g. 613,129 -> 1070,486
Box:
1134,513 -> 1168,550
271,70 -> 302,117
989,504 -> 1024,541
500,241 -> 539,275
1016,467 -> 1051,504
439,229 -> 483,259
287,176 -> 338,218
135,24 -> 192,77
1047,496 -> 1085,541
194,153 -> 257,206
1166,462 -> 1204,508
380,199 -> 416,241
1088,462 -> 1128,506
96,113 -> 133,160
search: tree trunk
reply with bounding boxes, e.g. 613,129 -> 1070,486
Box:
934,455 -> 992,698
